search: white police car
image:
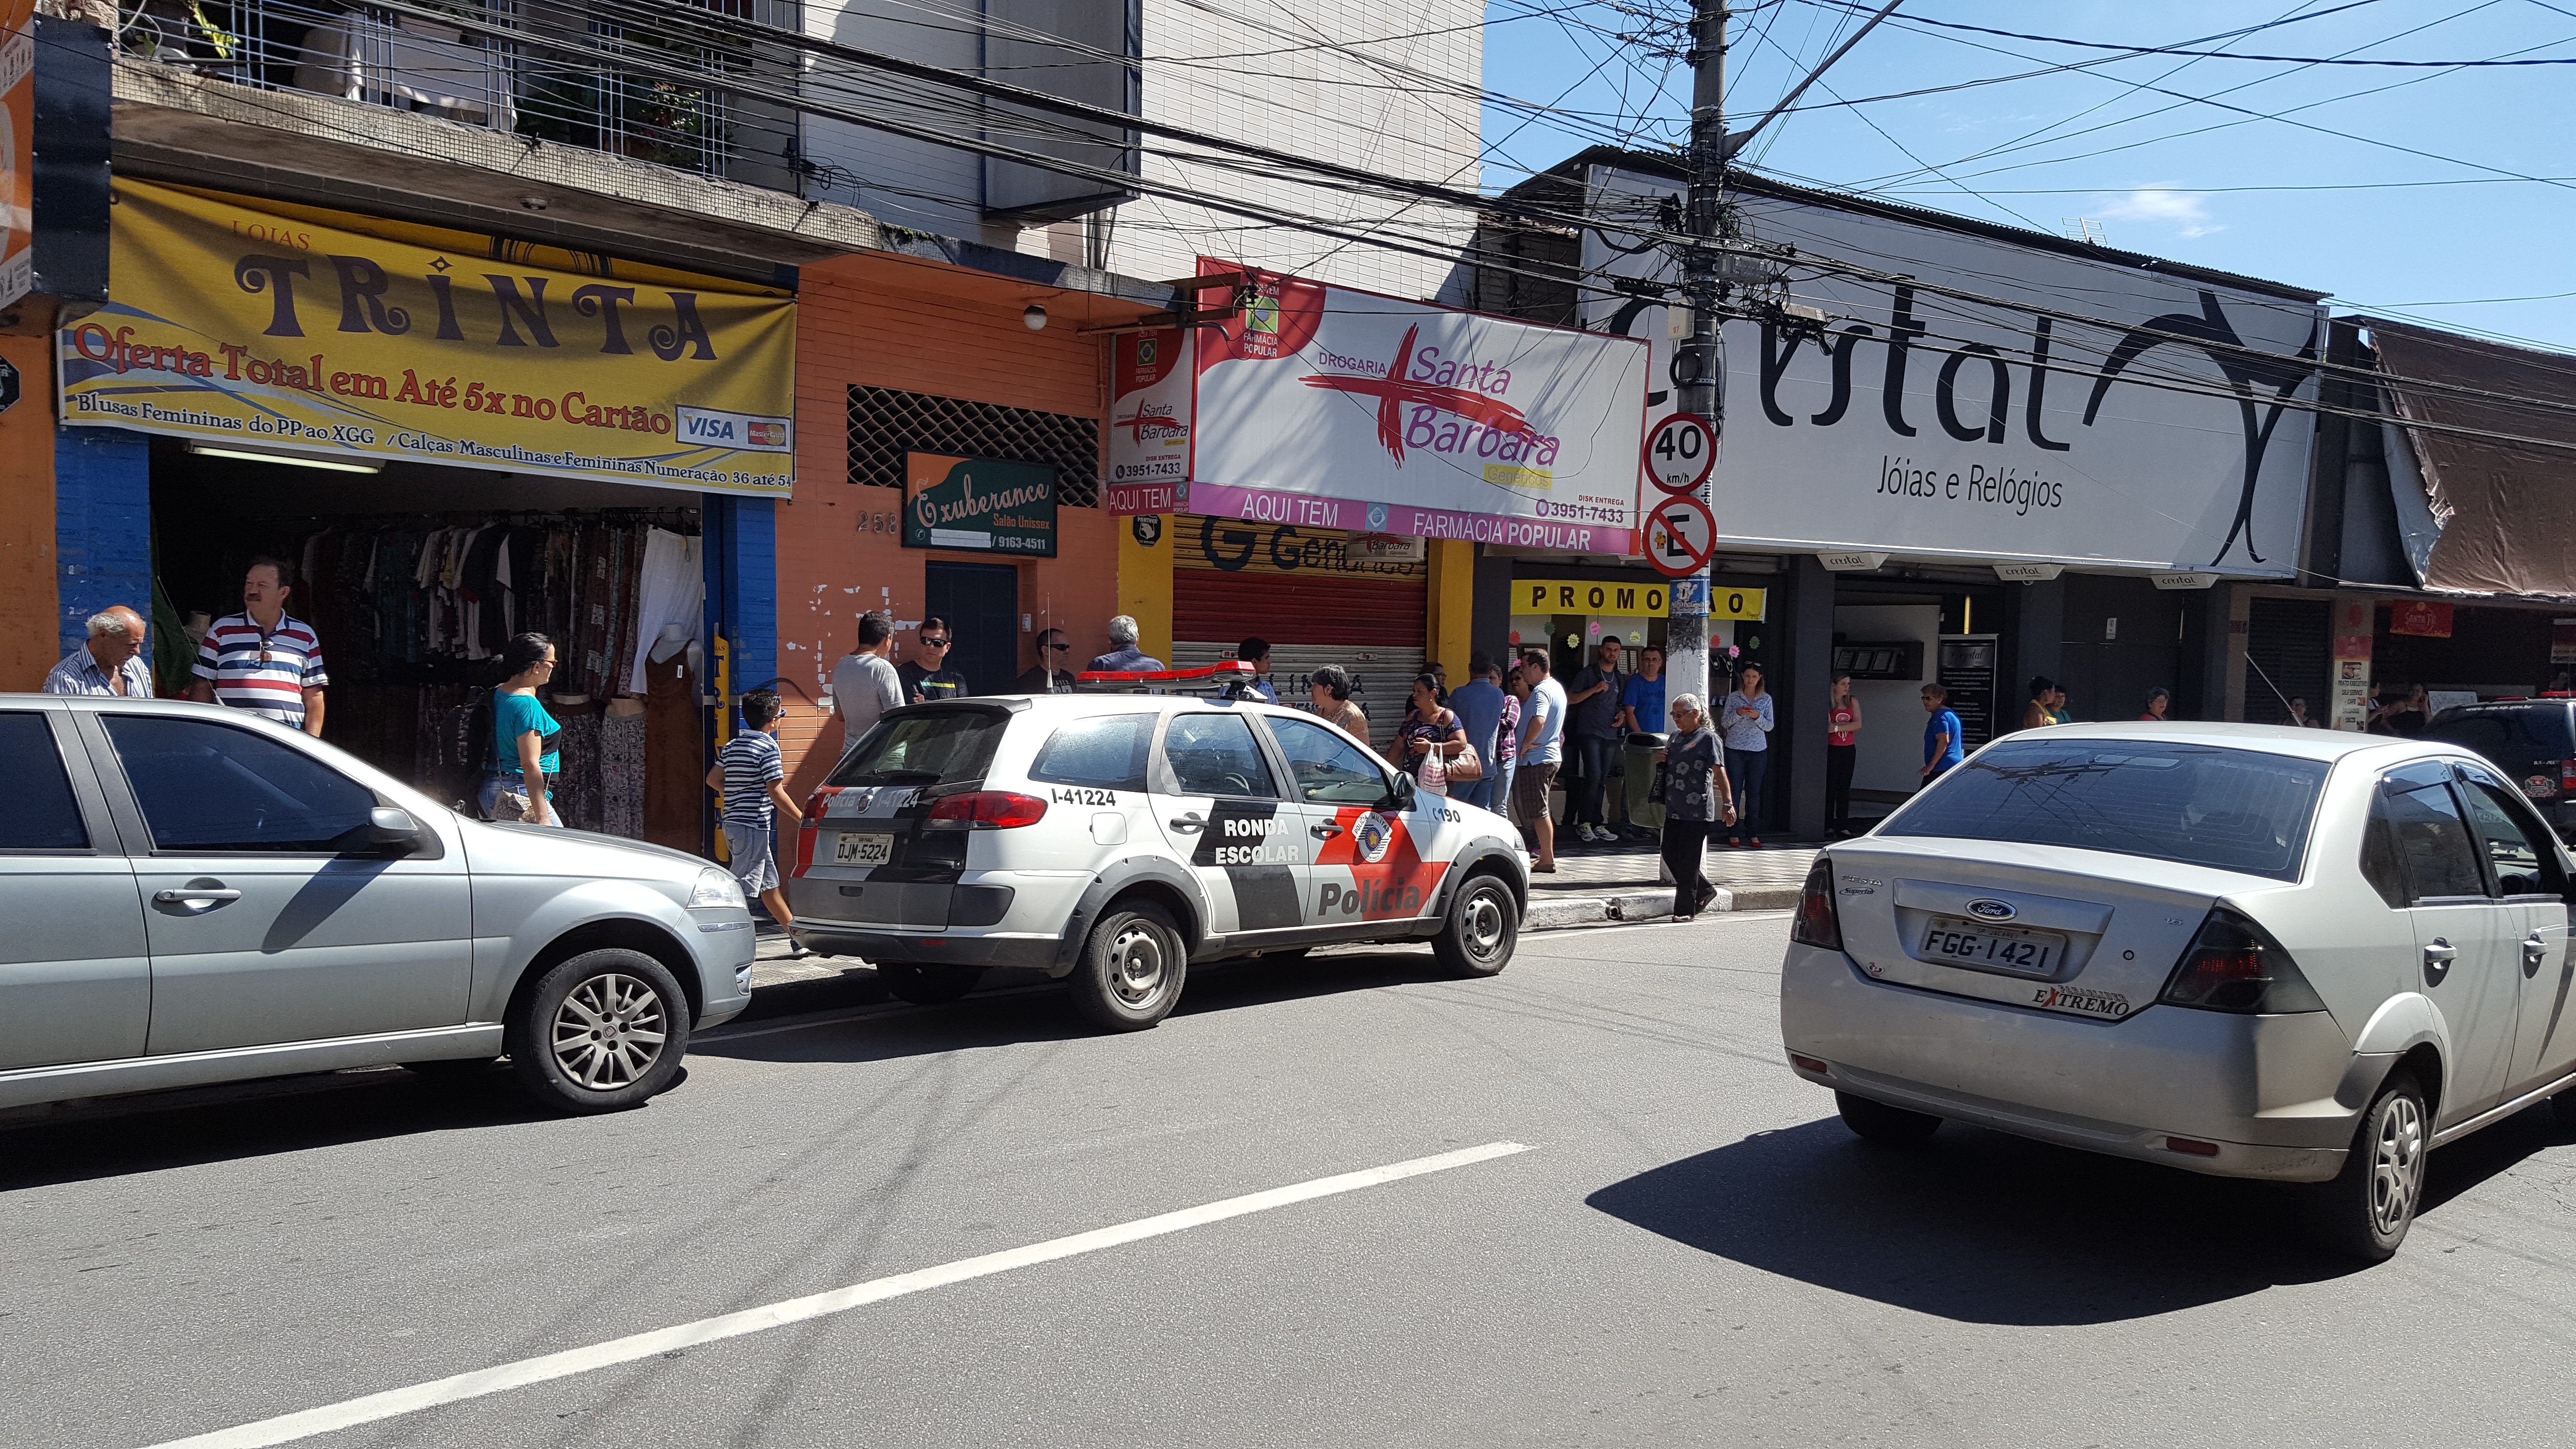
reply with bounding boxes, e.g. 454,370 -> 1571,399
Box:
784,666 -> 1528,1029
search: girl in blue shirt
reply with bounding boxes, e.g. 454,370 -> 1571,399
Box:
486,632 -> 564,826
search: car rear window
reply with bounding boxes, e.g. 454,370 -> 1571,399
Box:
1028,713 -> 1154,791
1883,740 -> 2330,882
826,709 -> 1005,789
2423,707 -> 2576,767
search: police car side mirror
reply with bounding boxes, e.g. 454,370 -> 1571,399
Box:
1383,772 -> 1416,810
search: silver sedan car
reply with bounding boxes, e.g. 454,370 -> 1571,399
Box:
1780,723 -> 2576,1260
0,695 -> 754,1115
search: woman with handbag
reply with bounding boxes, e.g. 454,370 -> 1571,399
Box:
483,631 -> 565,826
1399,674 -> 1471,795
1654,694 -> 1734,918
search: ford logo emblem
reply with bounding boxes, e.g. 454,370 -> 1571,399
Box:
1966,899 -> 2015,921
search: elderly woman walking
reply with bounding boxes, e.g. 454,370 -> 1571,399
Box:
1656,694 -> 1734,920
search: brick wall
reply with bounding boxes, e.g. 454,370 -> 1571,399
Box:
775,252 -> 1120,796
52,423 -> 153,663
0,337 -> 59,691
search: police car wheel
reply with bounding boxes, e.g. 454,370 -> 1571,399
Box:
881,963 -> 979,1005
1433,873 -> 1518,978
1072,901 -> 1187,1030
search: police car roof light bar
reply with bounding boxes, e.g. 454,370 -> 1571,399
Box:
1073,661 -> 1259,698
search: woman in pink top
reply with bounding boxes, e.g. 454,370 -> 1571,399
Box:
1826,672 -> 1862,837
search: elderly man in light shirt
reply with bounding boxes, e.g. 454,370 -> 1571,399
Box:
44,607 -> 156,697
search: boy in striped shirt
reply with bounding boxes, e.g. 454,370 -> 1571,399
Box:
707,690 -> 802,932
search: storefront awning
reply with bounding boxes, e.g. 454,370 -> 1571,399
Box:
2366,319 -> 2576,597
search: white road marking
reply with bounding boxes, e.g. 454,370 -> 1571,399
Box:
141,1141 -> 1536,1449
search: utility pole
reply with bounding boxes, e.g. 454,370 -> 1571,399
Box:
1662,0 -> 1728,719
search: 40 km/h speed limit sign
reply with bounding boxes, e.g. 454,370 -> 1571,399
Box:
1645,494 -> 1718,579
1643,412 -> 1716,495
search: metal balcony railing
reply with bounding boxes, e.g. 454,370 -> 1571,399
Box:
115,0 -> 802,191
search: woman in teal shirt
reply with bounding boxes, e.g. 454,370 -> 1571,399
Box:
484,632 -> 564,826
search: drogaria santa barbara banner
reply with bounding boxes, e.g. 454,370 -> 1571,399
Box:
1108,265 -> 1648,553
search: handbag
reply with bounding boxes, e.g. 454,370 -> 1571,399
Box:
1445,741 -> 1483,783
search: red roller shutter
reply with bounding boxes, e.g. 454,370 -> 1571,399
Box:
1175,571 -> 1425,647
1171,524 -> 1428,751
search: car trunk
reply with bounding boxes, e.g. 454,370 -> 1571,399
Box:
1825,841 -> 2220,1022
787,705 -> 1010,931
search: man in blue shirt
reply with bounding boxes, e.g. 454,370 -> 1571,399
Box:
1446,651 -> 1507,813
1921,682 -> 1965,787
1616,644 -> 1668,839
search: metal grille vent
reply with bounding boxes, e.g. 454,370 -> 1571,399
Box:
846,386 -> 1102,507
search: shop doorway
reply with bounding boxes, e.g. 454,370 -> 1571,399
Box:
925,560 -> 1020,695
146,442 -> 709,848
2243,597 -> 2331,724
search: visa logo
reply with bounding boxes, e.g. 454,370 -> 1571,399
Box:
676,406 -> 793,453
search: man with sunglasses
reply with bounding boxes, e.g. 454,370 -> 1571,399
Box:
1014,627 -> 1076,693
899,616 -> 971,703
189,555 -> 327,737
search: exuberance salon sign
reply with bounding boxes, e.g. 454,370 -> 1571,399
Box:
1107,264 -> 1649,553
59,179 -> 796,494
1581,165 -> 2326,578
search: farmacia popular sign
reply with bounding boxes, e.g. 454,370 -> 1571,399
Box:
59,179 -> 796,494
1108,265 -> 1649,554
1580,164 -> 2326,578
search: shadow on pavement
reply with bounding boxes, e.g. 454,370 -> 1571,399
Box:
1581,1115 -> 2456,1324
693,948 -> 1459,1064
0,1063 -> 570,1193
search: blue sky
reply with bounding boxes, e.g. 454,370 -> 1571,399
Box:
1479,0 -> 2576,349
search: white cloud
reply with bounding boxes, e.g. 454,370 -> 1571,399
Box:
2093,187 -> 2222,240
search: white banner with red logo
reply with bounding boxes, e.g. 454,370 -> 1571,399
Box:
1107,267 -> 1650,553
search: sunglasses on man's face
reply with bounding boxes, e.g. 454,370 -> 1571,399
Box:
1043,640 -> 1068,651
920,637 -> 951,648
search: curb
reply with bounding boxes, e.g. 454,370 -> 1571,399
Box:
755,883 -> 1799,984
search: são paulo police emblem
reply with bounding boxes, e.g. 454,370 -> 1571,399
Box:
1352,812 -> 1395,863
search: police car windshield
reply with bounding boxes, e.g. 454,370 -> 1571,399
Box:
828,710 -> 1004,788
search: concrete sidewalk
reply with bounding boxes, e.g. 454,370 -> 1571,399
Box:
1526,837 -> 1818,908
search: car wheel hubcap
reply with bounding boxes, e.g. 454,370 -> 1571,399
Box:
552,972 -> 668,1091
1109,925 -> 1168,1008
1463,890 -> 1506,963
2370,1095 -> 2426,1237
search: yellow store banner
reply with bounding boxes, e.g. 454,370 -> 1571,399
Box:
1513,578 -> 1766,620
58,179 -> 796,494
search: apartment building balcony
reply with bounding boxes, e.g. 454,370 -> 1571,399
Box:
99,0 -> 885,280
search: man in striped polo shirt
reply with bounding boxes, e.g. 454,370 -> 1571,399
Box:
706,689 -> 803,934
189,556 -> 328,736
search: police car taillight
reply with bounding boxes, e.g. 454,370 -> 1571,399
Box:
925,791 -> 1049,829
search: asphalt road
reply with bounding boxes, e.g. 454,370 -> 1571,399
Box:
9,912 -> 2576,1448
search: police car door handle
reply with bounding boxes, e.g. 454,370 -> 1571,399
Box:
1311,823 -> 1342,838
1169,814 -> 1206,833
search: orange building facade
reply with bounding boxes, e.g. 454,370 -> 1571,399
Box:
770,249 -> 1162,798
